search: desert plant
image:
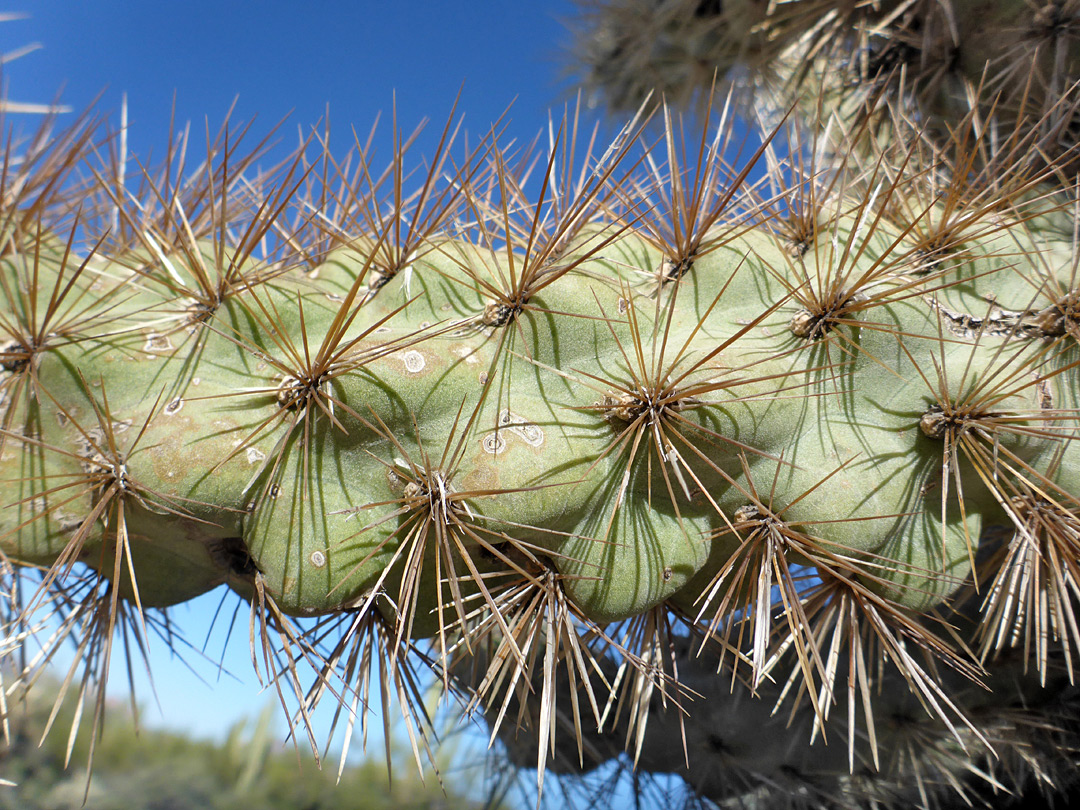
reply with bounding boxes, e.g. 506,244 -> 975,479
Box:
2,4 -> 1080,808
0,676 -> 491,810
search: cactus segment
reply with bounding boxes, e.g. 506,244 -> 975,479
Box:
4,39 -> 1080,804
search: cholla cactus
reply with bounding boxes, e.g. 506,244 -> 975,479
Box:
2,6 -> 1080,808
570,0 -> 1080,158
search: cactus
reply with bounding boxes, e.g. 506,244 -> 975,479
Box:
570,0 -> 1080,119
3,4 -> 1080,807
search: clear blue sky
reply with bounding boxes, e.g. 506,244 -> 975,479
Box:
3,1 -> 587,166
1,0 -> 588,744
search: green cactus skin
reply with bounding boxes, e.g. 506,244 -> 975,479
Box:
4,35 -> 1080,808
7,201 -> 1066,623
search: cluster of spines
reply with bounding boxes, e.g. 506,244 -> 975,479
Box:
1,78 -> 1079,809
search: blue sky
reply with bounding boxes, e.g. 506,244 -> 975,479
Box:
1,0 -> 588,745
4,1 -> 586,166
